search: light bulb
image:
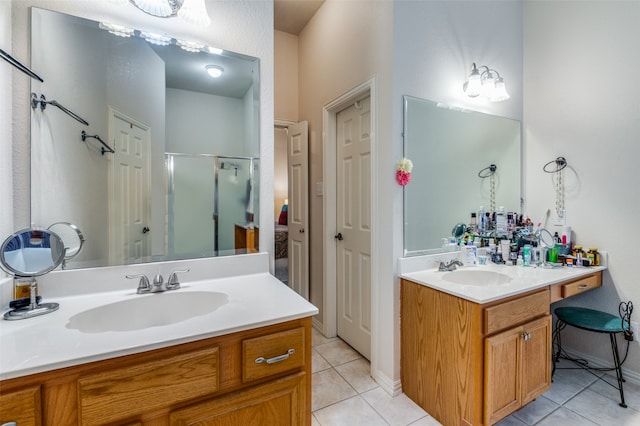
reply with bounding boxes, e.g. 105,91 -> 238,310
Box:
489,77 -> 510,102
178,0 -> 211,27
132,0 -> 172,17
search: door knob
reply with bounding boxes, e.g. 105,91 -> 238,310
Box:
142,226 -> 150,234
334,233 -> 343,241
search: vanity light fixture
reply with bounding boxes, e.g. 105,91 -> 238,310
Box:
126,0 -> 211,27
98,22 -> 135,38
206,65 -> 224,78
463,63 -> 510,102
140,31 -> 172,46
176,38 -> 206,52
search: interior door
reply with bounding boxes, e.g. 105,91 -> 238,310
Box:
109,110 -> 150,264
336,96 -> 372,359
287,121 -> 309,300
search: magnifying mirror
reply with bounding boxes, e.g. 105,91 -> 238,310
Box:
48,222 -> 85,267
538,228 -> 555,248
1,228 -> 66,320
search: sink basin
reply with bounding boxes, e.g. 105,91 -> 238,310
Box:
441,270 -> 511,286
66,291 -> 228,333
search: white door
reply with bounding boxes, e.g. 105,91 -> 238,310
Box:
109,110 -> 151,264
336,96 -> 372,359
287,121 -> 309,300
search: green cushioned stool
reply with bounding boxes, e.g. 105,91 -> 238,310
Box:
553,306 -> 630,408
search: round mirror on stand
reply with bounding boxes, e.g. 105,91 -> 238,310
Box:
48,222 -> 85,268
0,228 -> 66,320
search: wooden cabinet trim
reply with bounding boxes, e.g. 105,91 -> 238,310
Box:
484,289 -> 549,336
78,347 -> 219,426
242,327 -> 305,382
0,385 -> 42,426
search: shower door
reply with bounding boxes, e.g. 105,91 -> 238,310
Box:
166,154 -> 216,257
215,157 -> 260,254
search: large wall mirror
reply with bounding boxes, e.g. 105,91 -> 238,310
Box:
30,8 -> 260,269
403,96 -> 521,256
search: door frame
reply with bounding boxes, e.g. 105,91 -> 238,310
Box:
322,77 -> 378,365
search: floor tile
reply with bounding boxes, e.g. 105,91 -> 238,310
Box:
335,358 -> 378,393
312,348 -> 332,373
361,387 -> 428,426
312,414 -> 321,426
312,327 -> 339,347
314,339 -> 363,367
512,396 -> 559,425
587,371 -> 640,411
494,414 -> 528,426
564,387 -> 640,425
314,395 -> 387,426
408,415 -> 443,425
535,406 -> 598,426
312,368 -> 357,411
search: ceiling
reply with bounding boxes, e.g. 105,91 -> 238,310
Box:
274,0 -> 325,35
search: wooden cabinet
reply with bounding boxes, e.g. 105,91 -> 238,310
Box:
170,372 -> 306,425
484,315 -> 551,424
0,385 -> 41,426
235,224 -> 259,253
401,280 -> 551,426
0,318 -> 311,426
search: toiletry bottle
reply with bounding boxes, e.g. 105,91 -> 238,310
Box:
496,206 -> 507,238
478,206 -> 486,233
588,247 -> 600,266
470,212 -> 477,232
523,244 -> 532,267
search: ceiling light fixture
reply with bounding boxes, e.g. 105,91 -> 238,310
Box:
176,39 -> 205,52
123,0 -> 211,26
463,63 -> 510,102
205,65 -> 224,78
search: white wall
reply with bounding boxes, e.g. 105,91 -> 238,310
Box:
298,0 -> 394,389
0,1 -> 13,239
166,88 -> 244,155
7,0 -> 274,265
524,0 -> 640,377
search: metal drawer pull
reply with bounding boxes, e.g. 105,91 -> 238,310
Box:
578,284 -> 589,290
255,349 -> 295,365
522,332 -> 532,341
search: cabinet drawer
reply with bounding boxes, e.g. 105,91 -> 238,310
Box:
0,385 -> 41,426
484,289 -> 549,335
78,347 -> 219,426
562,273 -> 602,298
242,327 -> 305,382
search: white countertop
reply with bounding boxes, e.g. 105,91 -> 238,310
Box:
401,262 -> 606,304
0,271 -> 318,381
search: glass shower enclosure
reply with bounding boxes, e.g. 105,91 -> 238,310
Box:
166,153 -> 259,257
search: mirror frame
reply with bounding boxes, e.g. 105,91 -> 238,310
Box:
0,228 -> 66,277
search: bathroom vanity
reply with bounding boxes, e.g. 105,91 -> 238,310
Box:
400,262 -> 604,426
0,257 -> 317,426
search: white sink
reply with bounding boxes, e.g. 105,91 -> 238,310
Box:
442,270 -> 511,286
66,291 -> 228,333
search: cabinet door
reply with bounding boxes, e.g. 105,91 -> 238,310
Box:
485,326 -> 522,425
0,386 -> 41,426
521,315 -> 552,405
169,372 -> 307,426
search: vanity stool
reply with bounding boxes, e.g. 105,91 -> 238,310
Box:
553,305 -> 632,408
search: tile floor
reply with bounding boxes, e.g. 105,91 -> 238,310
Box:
311,328 -> 640,425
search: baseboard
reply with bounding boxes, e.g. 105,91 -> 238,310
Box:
562,347 -> 640,385
374,369 -> 403,397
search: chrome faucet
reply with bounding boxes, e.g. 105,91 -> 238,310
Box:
126,268 -> 190,294
438,259 -> 463,272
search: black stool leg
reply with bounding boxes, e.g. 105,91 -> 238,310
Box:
552,320 -> 566,378
610,333 -> 627,408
